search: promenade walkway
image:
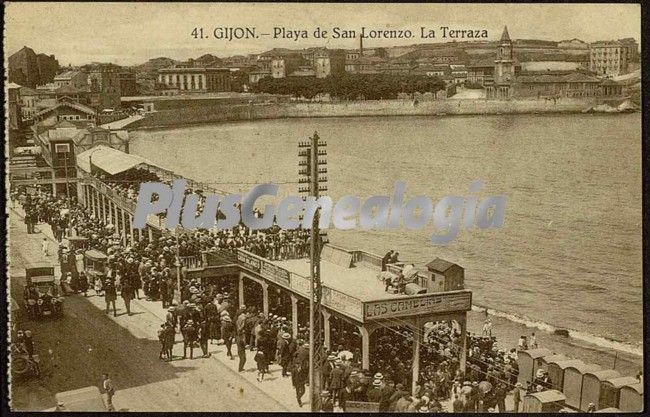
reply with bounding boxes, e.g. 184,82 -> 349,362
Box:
9,206 -> 302,412
10,204 -> 520,412
99,115 -> 143,130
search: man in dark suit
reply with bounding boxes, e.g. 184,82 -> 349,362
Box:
199,319 -> 211,358
381,250 -> 394,271
292,361 -> 307,407
237,335 -> 247,372
339,383 -> 353,412
182,319 -> 198,359
379,380 -> 396,412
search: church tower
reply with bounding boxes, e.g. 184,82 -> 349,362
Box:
494,25 -> 514,83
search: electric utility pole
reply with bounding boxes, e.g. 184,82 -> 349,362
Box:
298,132 -> 327,411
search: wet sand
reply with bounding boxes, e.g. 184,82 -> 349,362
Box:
467,310 -> 642,378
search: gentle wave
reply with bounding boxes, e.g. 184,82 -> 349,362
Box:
472,305 -> 643,357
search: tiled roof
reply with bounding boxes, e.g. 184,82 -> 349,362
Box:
34,101 -> 97,118
54,70 -> 83,80
19,86 -> 40,95
55,84 -> 89,94
515,72 -> 601,83
426,258 -> 458,272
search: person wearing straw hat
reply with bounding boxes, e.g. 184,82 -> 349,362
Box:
328,359 -> 345,406
278,332 -> 293,377
367,379 -> 383,402
320,390 -> 334,412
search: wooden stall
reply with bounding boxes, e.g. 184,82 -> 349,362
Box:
563,363 -> 602,409
618,382 -> 643,412
579,369 -> 620,411
522,390 -> 567,413
599,376 -> 638,410
517,348 -> 552,389
538,354 -> 568,373
548,359 -> 583,391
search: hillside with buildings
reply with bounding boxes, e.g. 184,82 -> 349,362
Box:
6,29 -> 640,137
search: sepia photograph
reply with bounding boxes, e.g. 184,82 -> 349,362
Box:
3,2 -> 644,413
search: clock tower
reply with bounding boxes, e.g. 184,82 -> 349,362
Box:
494,26 -> 514,84
486,25 -> 514,99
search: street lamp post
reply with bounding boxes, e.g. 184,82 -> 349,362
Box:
298,132 -> 327,411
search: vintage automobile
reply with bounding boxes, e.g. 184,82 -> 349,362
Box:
84,249 -> 108,293
11,351 -> 41,380
67,236 -> 90,252
24,262 -> 64,319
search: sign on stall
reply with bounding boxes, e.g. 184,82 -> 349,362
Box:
260,260 -> 290,287
364,291 -> 471,320
290,273 -> 311,296
322,287 -> 363,320
237,250 -> 261,273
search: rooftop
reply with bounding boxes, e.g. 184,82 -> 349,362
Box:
54,70 -> 84,80
426,258 -> 458,273
500,26 -> 511,42
158,67 -> 230,73
515,71 -> 601,83
76,144 -> 161,175
273,258 -> 401,303
33,100 -> 96,118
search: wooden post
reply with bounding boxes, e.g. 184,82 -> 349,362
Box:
291,294 -> 299,338
412,317 -> 421,395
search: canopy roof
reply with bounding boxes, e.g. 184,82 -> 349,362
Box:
620,382 -> 643,394
603,376 -> 639,388
551,359 -> 585,369
85,249 -> 108,261
77,145 -> 161,175
584,370 -> 620,381
520,348 -> 553,359
528,389 -> 566,403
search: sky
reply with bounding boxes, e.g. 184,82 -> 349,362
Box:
4,2 -> 642,66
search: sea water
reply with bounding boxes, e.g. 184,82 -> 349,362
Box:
131,113 -> 642,372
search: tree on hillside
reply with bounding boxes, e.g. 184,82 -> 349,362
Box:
252,73 -> 444,99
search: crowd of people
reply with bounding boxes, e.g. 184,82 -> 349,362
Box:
14,186 -> 543,412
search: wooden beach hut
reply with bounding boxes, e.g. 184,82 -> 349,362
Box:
548,359 -> 583,391
522,390 -> 567,413
579,369 -> 620,411
618,382 -> 643,412
517,348 -> 552,388
598,376 -> 638,410
537,354 -> 568,374
563,362 -> 602,409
